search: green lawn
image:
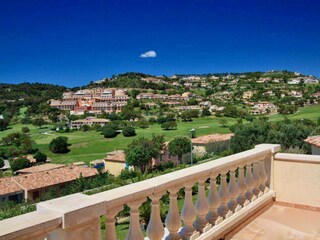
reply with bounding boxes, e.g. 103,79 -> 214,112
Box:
0,117 -> 235,165
36,117 -> 234,165
1,104 -> 319,165
269,104 -> 320,122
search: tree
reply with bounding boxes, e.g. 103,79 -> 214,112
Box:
102,127 -> 117,138
161,121 -> 177,130
21,127 -> 30,134
34,151 -> 47,163
180,111 -> 193,122
32,118 -> 46,128
10,157 -> 31,172
122,126 -> 136,137
125,137 -> 158,172
137,119 -> 149,129
81,124 -> 90,131
218,118 -> 228,127
0,118 -> 10,131
49,136 -> 69,153
168,137 -> 191,164
201,107 -> 211,117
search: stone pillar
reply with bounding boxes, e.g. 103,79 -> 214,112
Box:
245,164 -> 254,201
105,206 -> 123,240
126,198 -> 146,240
180,182 -> 199,240
252,161 -> 261,196
38,193 -> 105,240
194,178 -> 210,232
217,172 -> 230,218
165,187 -> 181,240
227,169 -> 239,212
48,218 -> 101,240
259,159 -> 268,193
206,175 -> 220,225
146,193 -> 165,240
236,165 -> 247,206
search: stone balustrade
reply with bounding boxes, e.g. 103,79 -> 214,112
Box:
0,144 -> 281,240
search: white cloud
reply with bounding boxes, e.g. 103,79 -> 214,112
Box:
140,50 -> 157,58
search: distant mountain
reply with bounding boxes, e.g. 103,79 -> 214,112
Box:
0,83 -> 67,103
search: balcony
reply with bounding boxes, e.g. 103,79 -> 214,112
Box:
1,144 -> 319,240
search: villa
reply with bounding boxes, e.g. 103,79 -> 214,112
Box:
70,117 -> 110,129
0,166 -> 97,204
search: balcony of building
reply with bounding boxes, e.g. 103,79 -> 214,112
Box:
0,144 -> 319,240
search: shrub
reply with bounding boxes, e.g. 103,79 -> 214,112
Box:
119,169 -> 137,180
102,127 -> 117,138
49,137 -> 69,153
81,124 -> 90,131
161,121 -> 177,130
0,158 -> 4,168
137,120 -> 149,129
10,157 -> 31,172
122,126 -> 136,137
148,117 -> 156,124
33,151 -> 47,163
21,127 -> 30,134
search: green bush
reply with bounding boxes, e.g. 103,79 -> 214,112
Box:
10,157 -> 31,172
81,124 -> 90,131
33,151 -> 47,163
49,136 -> 70,153
0,158 -> 4,168
122,126 -> 136,137
161,121 -> 177,130
102,127 -> 117,138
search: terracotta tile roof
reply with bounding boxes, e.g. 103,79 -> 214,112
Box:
192,133 -> 234,145
16,163 -> 65,174
304,136 -> 320,148
105,150 -> 126,163
0,178 -> 24,195
13,166 -> 98,191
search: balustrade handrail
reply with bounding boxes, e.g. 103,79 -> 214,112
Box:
0,144 -> 280,240
274,153 -> 320,164
0,209 -> 61,239
95,145 -> 274,209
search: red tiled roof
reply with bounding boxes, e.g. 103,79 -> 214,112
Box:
16,163 -> 65,174
192,133 -> 234,145
0,178 -> 23,195
304,136 -> 320,148
105,150 -> 126,163
13,166 -> 98,191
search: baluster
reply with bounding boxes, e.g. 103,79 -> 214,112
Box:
245,163 -> 254,201
252,161 -> 261,196
165,187 -> 181,240
227,169 -> 239,212
194,178 -> 210,232
206,175 -> 220,225
105,206 -> 123,240
180,182 -> 199,240
217,172 -> 230,218
126,198 -> 146,240
147,192 -> 165,240
237,165 -> 247,206
259,159 -> 268,193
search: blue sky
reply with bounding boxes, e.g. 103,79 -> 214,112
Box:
0,0 -> 320,87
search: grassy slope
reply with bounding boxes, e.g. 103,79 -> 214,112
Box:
269,104 -> 320,121
1,104 -> 319,165
34,117 -> 235,165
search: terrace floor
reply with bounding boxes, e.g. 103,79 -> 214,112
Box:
230,204 -> 320,240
